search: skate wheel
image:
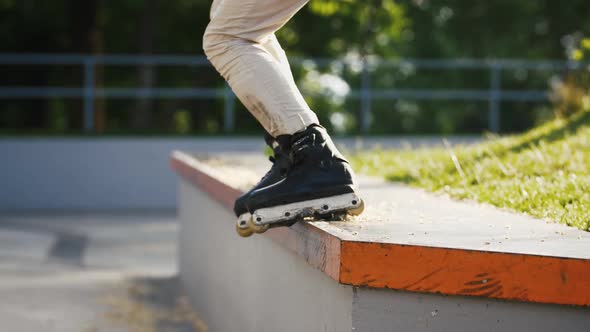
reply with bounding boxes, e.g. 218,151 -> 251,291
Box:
348,199 -> 365,216
247,217 -> 269,234
236,224 -> 254,238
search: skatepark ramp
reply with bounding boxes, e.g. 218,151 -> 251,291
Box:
171,151 -> 590,332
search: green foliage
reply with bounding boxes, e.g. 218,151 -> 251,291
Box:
2,1 -> 590,135
351,110 -> 590,231
272,0 -> 411,85
173,109 -> 191,134
551,37 -> 590,117
571,38 -> 590,61
304,0 -> 408,55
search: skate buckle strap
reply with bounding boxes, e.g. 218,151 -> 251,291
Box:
290,133 -> 316,162
292,134 -> 312,150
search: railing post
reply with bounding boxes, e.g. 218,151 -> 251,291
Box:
360,57 -> 371,134
488,64 -> 501,133
223,84 -> 235,133
83,57 -> 96,133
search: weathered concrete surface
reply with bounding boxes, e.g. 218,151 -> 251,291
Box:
0,212 -> 204,332
175,153 -> 590,331
179,154 -> 590,304
320,176 -> 590,258
199,155 -> 590,258
179,182 -> 353,332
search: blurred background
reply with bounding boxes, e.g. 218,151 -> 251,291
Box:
1,0 -> 589,136
0,1 -> 589,331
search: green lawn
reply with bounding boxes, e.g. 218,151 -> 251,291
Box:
350,110 -> 590,231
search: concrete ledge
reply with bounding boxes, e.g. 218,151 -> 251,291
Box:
172,151 -> 590,331
172,151 -> 590,307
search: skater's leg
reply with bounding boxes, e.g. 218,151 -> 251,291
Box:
203,0 -> 318,136
260,34 -> 295,84
203,0 -> 363,236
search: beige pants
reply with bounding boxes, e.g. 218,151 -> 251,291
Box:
203,0 -> 318,136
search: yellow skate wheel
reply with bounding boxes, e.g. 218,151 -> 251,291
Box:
236,224 -> 254,238
248,216 -> 269,234
348,199 -> 365,216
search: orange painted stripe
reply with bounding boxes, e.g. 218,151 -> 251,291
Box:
340,241 -> 590,307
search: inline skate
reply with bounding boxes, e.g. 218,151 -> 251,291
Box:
238,124 -> 364,236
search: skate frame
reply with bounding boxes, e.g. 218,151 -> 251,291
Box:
252,193 -> 361,226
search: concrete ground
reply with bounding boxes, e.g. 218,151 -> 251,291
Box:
0,212 -> 206,332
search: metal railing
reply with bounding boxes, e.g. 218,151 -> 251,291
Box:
0,54 -> 586,133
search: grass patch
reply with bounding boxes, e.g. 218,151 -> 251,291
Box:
350,110 -> 590,231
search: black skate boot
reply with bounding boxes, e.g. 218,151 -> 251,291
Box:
243,124 -> 364,234
234,132 -> 290,237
